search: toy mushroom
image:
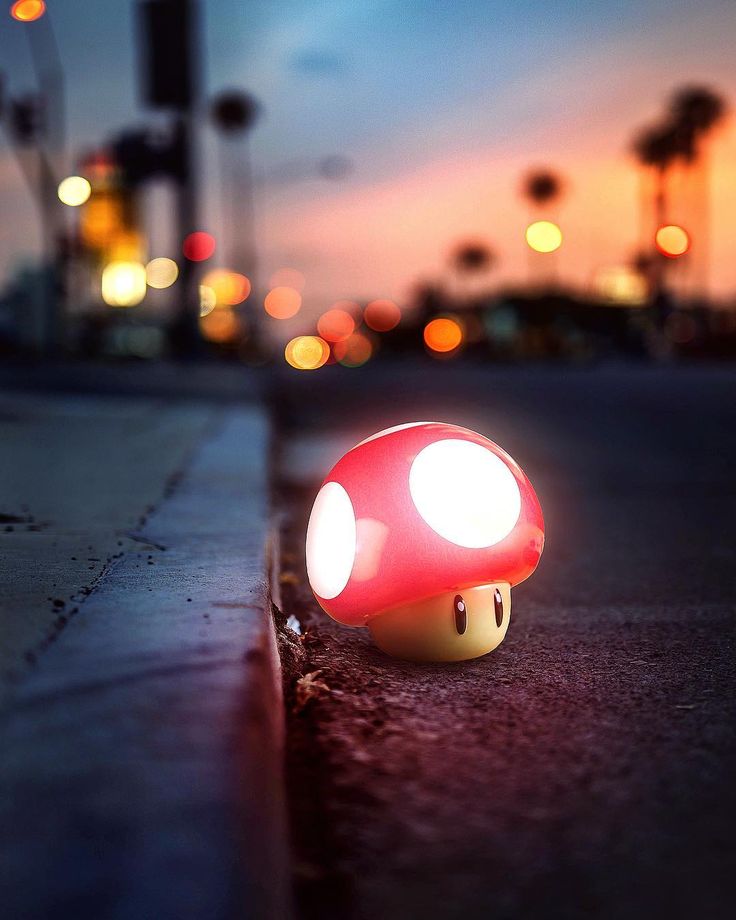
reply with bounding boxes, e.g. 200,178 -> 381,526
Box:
306,422 -> 544,662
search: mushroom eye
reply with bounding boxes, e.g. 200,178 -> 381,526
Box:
453,594 -> 467,635
494,588 -> 504,628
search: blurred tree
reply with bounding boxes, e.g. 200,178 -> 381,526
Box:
632,121 -> 686,227
452,241 -> 495,274
522,169 -> 563,208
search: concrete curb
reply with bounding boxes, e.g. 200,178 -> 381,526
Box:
0,406 -> 292,919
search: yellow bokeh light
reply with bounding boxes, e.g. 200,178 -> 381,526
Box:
594,267 -> 648,306
285,336 -> 330,370
525,220 -> 563,253
57,176 -> 91,207
10,0 -> 45,22
655,224 -> 690,258
146,257 -> 179,289
199,285 -> 217,316
265,286 -> 302,319
201,269 -> 251,306
333,332 -> 373,367
200,309 -> 240,343
101,262 -> 147,308
424,317 -> 463,353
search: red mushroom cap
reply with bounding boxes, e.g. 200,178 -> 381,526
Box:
306,422 -> 544,626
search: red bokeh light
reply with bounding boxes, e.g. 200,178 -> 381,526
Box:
318,308 -> 355,343
183,231 -> 216,262
364,299 -> 401,332
10,1 -> 46,22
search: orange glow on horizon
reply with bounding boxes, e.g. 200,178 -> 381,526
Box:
364,299 -> 401,332
10,1 -> 45,21
317,308 -> 355,343
265,286 -> 302,319
285,336 -> 329,370
424,317 -> 463,353
655,224 -> 690,258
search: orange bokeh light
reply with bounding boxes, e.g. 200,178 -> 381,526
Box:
424,317 -> 463,353
201,269 -> 251,306
655,224 -> 690,258
317,308 -> 355,343
183,231 -> 216,262
200,309 -> 240,343
333,332 -> 374,367
269,267 -> 306,292
284,336 -> 330,370
264,286 -> 302,319
10,1 -> 45,21
364,299 -> 401,332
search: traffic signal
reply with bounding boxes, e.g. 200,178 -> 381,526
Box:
138,0 -> 198,110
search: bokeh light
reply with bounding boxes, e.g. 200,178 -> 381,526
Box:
333,332 -> 374,367
424,317 -> 463,353
10,1 -> 45,21
199,285 -> 217,316
146,257 -> 179,289
57,176 -> 91,207
285,335 -> 330,370
526,220 -> 563,253
101,262 -> 147,307
264,286 -> 302,319
200,309 -> 240,343
317,308 -> 355,343
594,266 -> 648,305
269,267 -> 306,292
182,231 -> 216,262
364,299 -> 401,332
655,224 -> 690,258
201,269 -> 251,306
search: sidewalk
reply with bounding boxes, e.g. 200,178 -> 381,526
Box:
0,392 -> 290,919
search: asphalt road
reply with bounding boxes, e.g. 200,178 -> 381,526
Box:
277,361 -> 736,920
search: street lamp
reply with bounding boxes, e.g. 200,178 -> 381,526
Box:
10,1 -> 46,22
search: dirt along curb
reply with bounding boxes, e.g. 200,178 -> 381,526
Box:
0,405 -> 293,920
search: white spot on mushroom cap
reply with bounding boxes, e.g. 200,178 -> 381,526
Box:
409,439 -> 521,548
306,481 -> 357,599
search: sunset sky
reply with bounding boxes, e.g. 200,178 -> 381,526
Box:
2,0 -> 736,323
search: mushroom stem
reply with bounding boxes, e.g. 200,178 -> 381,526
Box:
367,582 -> 511,662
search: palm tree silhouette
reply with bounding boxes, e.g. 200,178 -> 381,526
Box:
669,85 -> 727,295
522,169 -> 563,209
632,122 -> 688,228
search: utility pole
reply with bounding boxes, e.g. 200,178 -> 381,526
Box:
138,0 -> 203,356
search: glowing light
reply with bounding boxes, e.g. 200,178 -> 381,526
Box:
655,224 -> 690,258
594,267 -> 648,306
201,269 -> 251,306
269,267 -> 306,292
199,285 -> 217,316
265,286 -> 302,319
146,257 -> 179,290
57,176 -> 91,207
200,309 -> 240,343
424,318 -> 463,353
409,440 -> 521,549
318,308 -> 355,343
10,1 -> 45,21
101,262 -> 147,308
306,482 -> 357,599
525,220 -> 563,253
284,335 -> 330,370
182,231 -> 216,262
364,299 -> 401,332
333,332 -> 373,367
